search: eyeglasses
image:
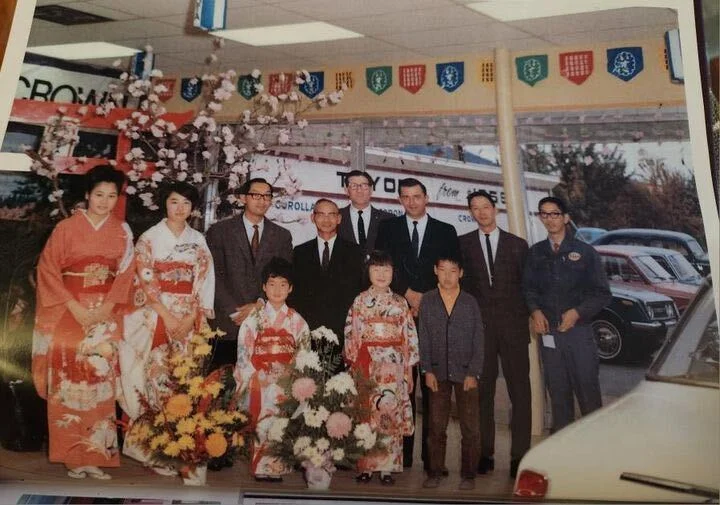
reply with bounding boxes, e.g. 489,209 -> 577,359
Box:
539,211 -> 564,219
348,183 -> 370,190
247,192 -> 273,201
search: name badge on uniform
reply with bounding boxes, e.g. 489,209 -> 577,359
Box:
542,334 -> 556,349
568,252 -> 582,261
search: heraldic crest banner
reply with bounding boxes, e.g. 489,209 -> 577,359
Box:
607,47 -> 644,82
436,62 -> 464,93
516,55 -> 548,86
366,66 -> 392,95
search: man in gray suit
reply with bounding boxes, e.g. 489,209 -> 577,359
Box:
338,170 -> 393,256
206,177 -> 293,368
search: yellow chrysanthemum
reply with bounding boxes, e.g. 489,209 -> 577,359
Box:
177,434 -> 195,450
206,432 -> 228,458
150,433 -> 170,450
163,441 -> 181,457
194,414 -> 215,431
231,433 -> 245,448
205,382 -> 223,398
193,343 -> 212,357
153,413 -> 166,427
166,394 -> 193,420
231,411 -> 248,423
176,418 -> 196,434
172,365 -> 190,379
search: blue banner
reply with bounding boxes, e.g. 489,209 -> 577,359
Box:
193,0 -> 227,31
436,62 -> 464,93
299,71 -> 324,99
607,47 -> 644,82
181,77 -> 201,102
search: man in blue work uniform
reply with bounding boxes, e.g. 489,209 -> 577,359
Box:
523,196 -> 611,433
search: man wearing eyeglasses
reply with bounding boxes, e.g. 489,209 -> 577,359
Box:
206,177 -> 293,368
523,196 -> 611,433
339,170 -> 393,256
291,198 -> 363,364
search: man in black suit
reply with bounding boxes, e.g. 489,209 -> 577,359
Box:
338,170 -> 393,256
459,190 -> 531,479
291,198 -> 363,360
375,177 -> 460,471
206,178 -> 293,368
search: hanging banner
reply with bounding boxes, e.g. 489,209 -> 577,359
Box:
299,71 -> 324,99
436,62 -> 464,93
193,0 -> 227,31
154,78 -> 176,102
478,59 -> 494,86
366,66 -> 392,95
180,77 -> 201,102
607,47 -> 644,82
237,74 -> 260,100
664,29 -> 684,83
399,64 -> 426,94
515,55 -> 548,86
131,50 -> 154,80
559,51 -> 593,85
268,72 -> 293,96
335,71 -> 354,90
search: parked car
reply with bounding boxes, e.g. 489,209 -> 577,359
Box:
514,277 -> 718,502
591,228 -> 710,276
595,245 -> 700,313
575,227 -> 607,243
594,284 -> 678,361
630,245 -> 703,286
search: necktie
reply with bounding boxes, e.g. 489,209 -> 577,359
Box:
552,242 -> 560,253
411,221 -> 419,258
250,224 -> 259,262
322,241 -> 330,270
485,233 -> 495,285
357,210 -> 367,248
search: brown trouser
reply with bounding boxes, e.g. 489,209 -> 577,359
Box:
427,380 -> 480,480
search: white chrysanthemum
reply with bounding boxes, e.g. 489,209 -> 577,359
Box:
310,453 -> 324,467
357,431 -> 377,450
316,406 -> 330,423
353,423 -> 372,441
267,417 -> 288,442
295,349 -> 321,371
293,436 -> 312,455
325,372 -> 357,396
331,448 -> 345,461
311,326 -> 339,345
315,438 -> 330,451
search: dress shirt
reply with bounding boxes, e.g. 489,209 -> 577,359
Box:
478,227 -> 500,284
316,235 -> 338,263
243,215 -> 264,243
405,214 -> 429,250
349,205 -> 371,244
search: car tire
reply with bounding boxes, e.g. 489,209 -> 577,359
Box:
592,318 -> 625,362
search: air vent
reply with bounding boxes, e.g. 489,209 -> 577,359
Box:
34,5 -> 114,25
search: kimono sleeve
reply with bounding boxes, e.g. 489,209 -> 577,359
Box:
35,220 -> 74,308
134,233 -> 162,305
401,297 -> 419,368
195,235 -> 216,319
343,296 -> 363,366
106,222 -> 135,305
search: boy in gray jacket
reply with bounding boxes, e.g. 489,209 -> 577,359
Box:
419,255 -> 484,490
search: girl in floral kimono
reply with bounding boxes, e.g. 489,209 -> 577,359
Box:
120,182 -> 215,473
234,257 -> 310,481
344,250 -> 419,485
32,165 -> 135,480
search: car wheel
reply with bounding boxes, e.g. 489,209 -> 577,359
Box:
592,319 -> 624,361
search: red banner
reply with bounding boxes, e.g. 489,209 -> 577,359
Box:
268,72 -> 293,96
155,78 -> 176,102
559,51 -> 593,85
399,64 -> 426,94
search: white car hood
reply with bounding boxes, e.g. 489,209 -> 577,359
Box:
518,379 -> 720,502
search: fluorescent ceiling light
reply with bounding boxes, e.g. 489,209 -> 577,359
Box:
213,22 -> 363,46
27,42 -> 140,60
467,1 -> 609,21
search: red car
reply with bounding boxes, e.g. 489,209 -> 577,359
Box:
594,245 -> 700,313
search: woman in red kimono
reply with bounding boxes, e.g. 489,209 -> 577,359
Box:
32,165 -> 135,480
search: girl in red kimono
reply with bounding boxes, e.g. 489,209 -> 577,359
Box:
32,165 -> 134,480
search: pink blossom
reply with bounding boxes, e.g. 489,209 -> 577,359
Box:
326,412 -> 352,439
291,377 -> 317,402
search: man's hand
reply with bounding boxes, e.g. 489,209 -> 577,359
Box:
463,376 -> 478,391
558,308 -> 580,333
231,301 -> 263,326
425,372 -> 438,392
405,289 -> 423,315
531,309 -> 550,334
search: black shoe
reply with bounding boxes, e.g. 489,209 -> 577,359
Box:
510,459 -> 520,479
356,472 -> 372,483
379,474 -> 395,485
477,456 -> 494,474
255,475 -> 283,482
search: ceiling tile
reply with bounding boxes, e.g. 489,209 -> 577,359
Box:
55,18 -> 184,42
86,0 -> 193,18
59,2 -> 138,21
116,34 -> 216,54
378,22 -> 532,49
275,0 -> 451,21
270,37 -> 401,59
545,25 -> 678,46
420,37 -> 553,57
312,49 -> 426,66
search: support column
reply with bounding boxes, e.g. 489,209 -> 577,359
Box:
494,46 -> 545,436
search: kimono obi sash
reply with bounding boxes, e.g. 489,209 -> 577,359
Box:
62,256 -> 116,294
356,317 -> 404,376
250,328 -> 296,372
155,261 -> 194,294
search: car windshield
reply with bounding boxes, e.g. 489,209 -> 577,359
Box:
666,254 -> 703,282
686,239 -> 708,261
649,283 -> 718,386
633,255 -> 674,282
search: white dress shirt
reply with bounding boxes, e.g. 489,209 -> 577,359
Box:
243,215 -> 264,243
479,226 -> 499,285
349,205 -> 371,243
316,234 -> 338,264
405,214 -> 428,254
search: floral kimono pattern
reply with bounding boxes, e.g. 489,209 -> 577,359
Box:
344,288 -> 419,472
235,303 -> 310,476
120,220 -> 215,462
31,211 -> 134,469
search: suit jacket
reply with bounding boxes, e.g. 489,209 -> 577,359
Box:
459,228 -> 530,343
206,214 -> 293,339
290,236 -> 364,343
338,204 -> 393,254
375,215 -> 460,295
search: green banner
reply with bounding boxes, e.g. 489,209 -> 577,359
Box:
366,66 -> 392,95
516,55 -> 548,86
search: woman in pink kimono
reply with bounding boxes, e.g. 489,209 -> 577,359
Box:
234,258 -> 310,482
120,182 -> 215,472
344,251 -> 419,485
32,165 -> 135,480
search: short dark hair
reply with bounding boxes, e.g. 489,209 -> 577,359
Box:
366,250 -> 393,268
262,257 -> 293,286
466,190 -> 495,208
435,253 -> 463,270
239,177 -> 273,195
398,177 -> 427,196
85,165 -> 126,194
538,196 -> 568,214
344,170 -> 373,187
313,198 -> 339,212
159,181 -> 200,215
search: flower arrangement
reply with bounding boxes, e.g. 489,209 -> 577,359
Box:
266,326 -> 383,480
125,326 -> 251,479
